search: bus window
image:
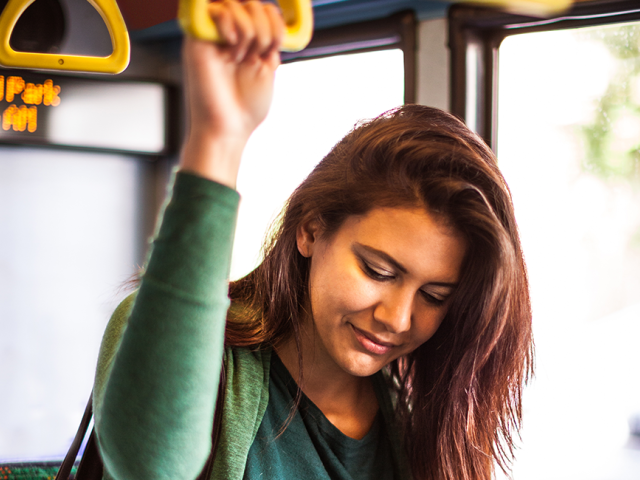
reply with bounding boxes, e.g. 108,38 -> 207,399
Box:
231,48 -> 405,280
0,149 -> 146,461
495,21 -> 640,480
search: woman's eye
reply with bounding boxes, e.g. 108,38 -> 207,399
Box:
421,290 -> 446,306
362,262 -> 394,281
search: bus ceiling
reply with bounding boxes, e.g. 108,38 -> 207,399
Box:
0,0 -> 583,75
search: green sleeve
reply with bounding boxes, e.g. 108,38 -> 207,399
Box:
93,171 -> 240,480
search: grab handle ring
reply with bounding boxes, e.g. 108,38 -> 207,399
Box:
0,0 -> 130,74
460,0 -> 572,16
178,0 -> 313,53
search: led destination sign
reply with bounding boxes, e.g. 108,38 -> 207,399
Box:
1,76 -> 61,134
0,71 -> 167,154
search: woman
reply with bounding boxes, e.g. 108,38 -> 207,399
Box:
93,2 -> 533,479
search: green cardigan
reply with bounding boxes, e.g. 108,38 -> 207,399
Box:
92,172 -> 411,480
97,297 -> 410,480
96,292 -> 272,480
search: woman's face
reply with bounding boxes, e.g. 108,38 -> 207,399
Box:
297,206 -> 467,378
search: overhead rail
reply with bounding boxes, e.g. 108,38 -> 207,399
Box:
0,0 -> 576,74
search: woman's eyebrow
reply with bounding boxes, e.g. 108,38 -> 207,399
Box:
353,243 -> 408,274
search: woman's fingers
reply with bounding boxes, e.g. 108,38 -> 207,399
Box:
206,0 -> 284,62
224,0 -> 255,61
243,1 -> 273,58
264,3 -> 285,57
207,2 -> 238,45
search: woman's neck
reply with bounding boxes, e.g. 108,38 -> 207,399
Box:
275,328 -> 380,440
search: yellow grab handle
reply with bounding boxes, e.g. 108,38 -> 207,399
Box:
0,0 -> 130,74
178,0 -> 313,53
460,0 -> 573,16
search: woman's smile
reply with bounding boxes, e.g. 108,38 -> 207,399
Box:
349,324 -> 398,355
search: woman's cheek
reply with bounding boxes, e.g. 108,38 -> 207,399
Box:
414,308 -> 446,345
340,269 -> 381,312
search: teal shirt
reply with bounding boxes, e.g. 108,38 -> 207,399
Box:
245,353 -> 396,480
93,172 -> 411,480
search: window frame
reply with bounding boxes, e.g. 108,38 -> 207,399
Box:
282,10 -> 417,104
448,0 -> 640,150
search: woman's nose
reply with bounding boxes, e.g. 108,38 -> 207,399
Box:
373,289 -> 413,334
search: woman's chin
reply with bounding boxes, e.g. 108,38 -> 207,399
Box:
338,352 -> 389,378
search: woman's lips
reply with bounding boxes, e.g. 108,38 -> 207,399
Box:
350,324 -> 396,355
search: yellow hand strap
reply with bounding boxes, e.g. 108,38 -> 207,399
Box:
178,0 -> 313,53
0,0 -> 130,74
461,0 -> 573,16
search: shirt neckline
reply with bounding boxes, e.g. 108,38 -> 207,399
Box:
270,352 -> 383,448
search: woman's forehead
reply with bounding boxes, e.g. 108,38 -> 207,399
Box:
342,206 -> 456,239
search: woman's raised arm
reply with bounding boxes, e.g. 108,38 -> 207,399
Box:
181,0 -> 284,187
93,3 -> 284,479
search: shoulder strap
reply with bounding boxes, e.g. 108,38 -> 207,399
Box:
55,391 -> 96,480
75,429 -> 104,479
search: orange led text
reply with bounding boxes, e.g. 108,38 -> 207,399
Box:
3,105 -> 38,133
0,76 -> 61,134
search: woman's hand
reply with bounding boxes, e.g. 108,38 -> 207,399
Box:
180,0 -> 285,188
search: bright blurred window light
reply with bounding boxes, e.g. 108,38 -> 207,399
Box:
496,20 -> 640,480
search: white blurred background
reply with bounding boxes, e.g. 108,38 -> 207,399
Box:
496,23 -> 640,480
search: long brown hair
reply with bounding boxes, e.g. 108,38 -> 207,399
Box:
227,105 -> 533,480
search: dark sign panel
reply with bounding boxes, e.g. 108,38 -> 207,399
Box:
0,71 -> 167,154
0,75 -> 58,137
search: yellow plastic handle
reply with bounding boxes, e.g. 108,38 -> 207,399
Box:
461,0 -> 573,16
0,0 -> 130,74
178,0 -> 313,53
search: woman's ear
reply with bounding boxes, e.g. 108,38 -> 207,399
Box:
296,219 -> 321,258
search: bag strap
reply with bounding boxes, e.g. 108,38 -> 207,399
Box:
55,391 -> 95,480
74,429 -> 104,479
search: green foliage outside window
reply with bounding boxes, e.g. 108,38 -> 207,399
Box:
578,23 -> 640,183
